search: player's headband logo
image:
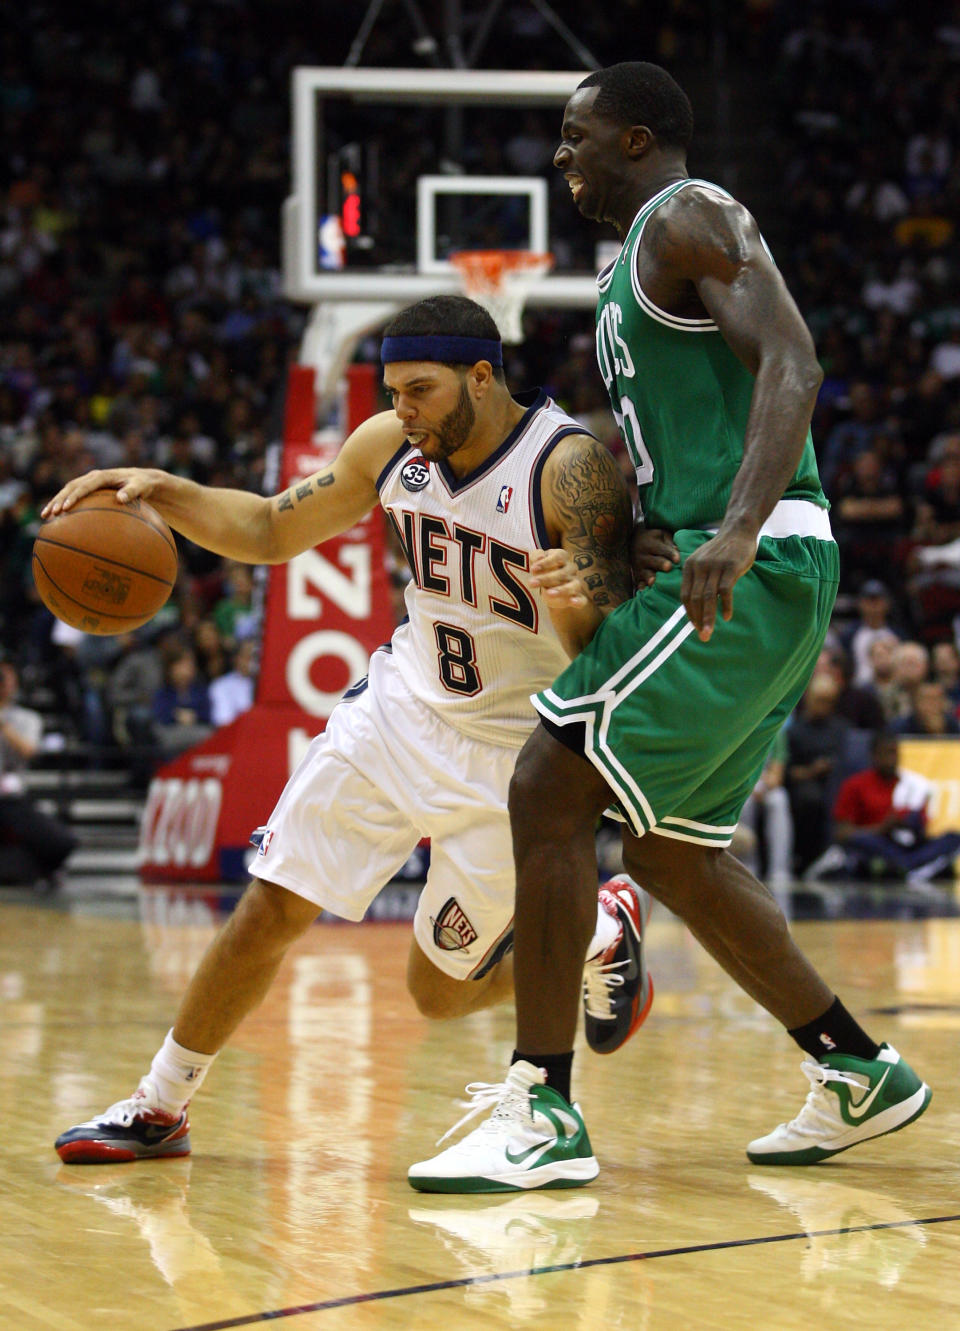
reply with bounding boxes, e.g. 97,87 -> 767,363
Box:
381,335 -> 503,367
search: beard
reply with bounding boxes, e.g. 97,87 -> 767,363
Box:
432,378 -> 476,458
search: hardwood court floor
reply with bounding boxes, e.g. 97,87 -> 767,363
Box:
2,888 -> 959,1331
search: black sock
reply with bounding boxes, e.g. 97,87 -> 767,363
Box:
512,1049 -> 573,1103
788,997 -> 881,1062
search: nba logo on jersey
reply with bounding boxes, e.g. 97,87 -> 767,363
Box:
256,829 -> 274,857
432,897 -> 479,951
496,484 -> 513,513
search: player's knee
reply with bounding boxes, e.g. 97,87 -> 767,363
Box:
235,878 -> 317,948
407,972 -> 465,1020
622,838 -> 717,911
509,728 -> 602,836
508,738 -> 547,819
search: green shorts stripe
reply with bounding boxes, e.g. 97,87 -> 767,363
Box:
533,529 -> 839,842
651,825 -> 734,846
657,815 -> 739,845
536,604 -> 698,833
538,605 -> 694,710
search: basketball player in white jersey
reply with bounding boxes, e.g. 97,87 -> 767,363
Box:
46,295 -> 653,1163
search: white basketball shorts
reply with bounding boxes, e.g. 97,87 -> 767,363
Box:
253,647 -> 520,980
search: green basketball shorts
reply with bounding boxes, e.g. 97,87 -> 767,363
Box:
533,527 -> 839,846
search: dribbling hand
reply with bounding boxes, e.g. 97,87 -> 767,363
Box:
41,468 -> 163,519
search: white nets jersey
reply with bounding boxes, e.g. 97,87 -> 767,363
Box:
377,389 -> 587,748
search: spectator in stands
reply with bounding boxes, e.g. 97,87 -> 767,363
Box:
861,254 -> 920,318
209,639 -> 257,728
928,316 -> 960,383
886,641 -> 931,721
832,647 -> 887,732
893,195 -> 955,253
904,126 -> 952,199
932,640 -> 960,708
0,660 -> 77,890
839,579 -> 901,687
192,617 -> 229,685
151,646 -> 212,760
107,634 -> 164,745
785,673 -> 851,875
819,381 -> 888,495
105,632 -> 166,786
868,634 -> 900,720
212,562 -> 258,649
735,727 -> 794,892
844,147 -> 909,227
893,680 -> 960,737
912,435 -> 960,547
831,449 -> 907,590
908,437 -> 960,637
808,732 -> 960,886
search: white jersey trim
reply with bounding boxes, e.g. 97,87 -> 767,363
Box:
628,179 -> 727,330
600,178 -> 762,333
596,180 -> 685,294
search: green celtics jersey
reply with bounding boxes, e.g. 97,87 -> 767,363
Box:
595,178 -> 826,530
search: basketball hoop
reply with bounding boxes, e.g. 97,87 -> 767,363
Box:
450,250 -> 554,345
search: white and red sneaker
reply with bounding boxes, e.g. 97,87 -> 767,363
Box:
55,1078 -> 191,1164
582,877 -> 653,1054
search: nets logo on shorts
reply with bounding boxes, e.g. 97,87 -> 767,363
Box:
431,897 -> 479,952
401,458 -> 430,492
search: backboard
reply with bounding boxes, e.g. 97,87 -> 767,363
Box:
282,67 -> 599,310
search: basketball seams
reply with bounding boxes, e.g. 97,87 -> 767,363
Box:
32,489 -> 179,633
33,532 -> 177,587
31,551 -> 171,623
53,502 -> 179,559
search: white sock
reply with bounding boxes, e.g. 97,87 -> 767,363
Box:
146,1029 -> 217,1115
585,895 -> 620,961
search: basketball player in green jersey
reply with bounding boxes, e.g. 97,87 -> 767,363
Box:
410,62 -> 930,1192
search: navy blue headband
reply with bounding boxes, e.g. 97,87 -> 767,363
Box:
380,334 -> 503,367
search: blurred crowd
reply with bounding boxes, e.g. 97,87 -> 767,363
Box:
1,2 -> 959,881
772,3 -> 960,644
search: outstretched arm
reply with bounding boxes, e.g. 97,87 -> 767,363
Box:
41,411 -> 403,564
534,433 -> 633,657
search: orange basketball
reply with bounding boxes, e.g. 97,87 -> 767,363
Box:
32,489 -> 178,635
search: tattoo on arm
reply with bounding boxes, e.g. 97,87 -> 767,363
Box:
277,471 -> 335,511
549,439 -> 633,608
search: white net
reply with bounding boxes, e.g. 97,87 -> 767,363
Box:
450,250 -> 554,344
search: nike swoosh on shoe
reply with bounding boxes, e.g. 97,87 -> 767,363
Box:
845,1069 -> 890,1119
505,1137 -> 565,1167
504,1106 -> 582,1166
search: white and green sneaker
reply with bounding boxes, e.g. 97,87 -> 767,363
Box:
747,1044 -> 931,1166
408,1061 -> 598,1193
